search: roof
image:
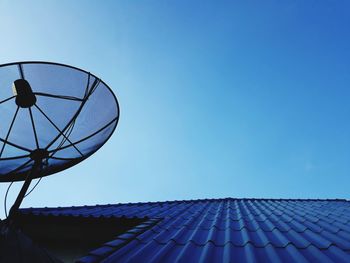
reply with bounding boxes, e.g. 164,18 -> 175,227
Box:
20,198 -> 350,263
0,220 -> 62,263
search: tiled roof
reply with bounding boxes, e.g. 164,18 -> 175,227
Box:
20,198 -> 350,263
0,221 -> 62,263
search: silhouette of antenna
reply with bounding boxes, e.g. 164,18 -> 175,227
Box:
0,61 -> 119,219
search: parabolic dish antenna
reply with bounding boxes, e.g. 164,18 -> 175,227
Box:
0,61 -> 119,184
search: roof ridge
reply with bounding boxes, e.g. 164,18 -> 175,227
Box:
21,197 -> 349,211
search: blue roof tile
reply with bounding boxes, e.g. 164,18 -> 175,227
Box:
76,254 -> 100,263
284,230 -> 310,248
322,246 -> 350,263
302,229 -> 332,249
20,198 -> 350,262
321,231 -> 350,250
338,230 -> 350,240
89,246 -> 116,258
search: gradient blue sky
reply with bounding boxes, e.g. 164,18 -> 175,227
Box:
0,1 -> 349,217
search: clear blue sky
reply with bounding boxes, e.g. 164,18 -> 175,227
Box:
0,0 -> 349,216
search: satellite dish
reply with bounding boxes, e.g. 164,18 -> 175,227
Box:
0,61 -> 119,218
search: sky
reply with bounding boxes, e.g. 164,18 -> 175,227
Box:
0,0 -> 349,217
